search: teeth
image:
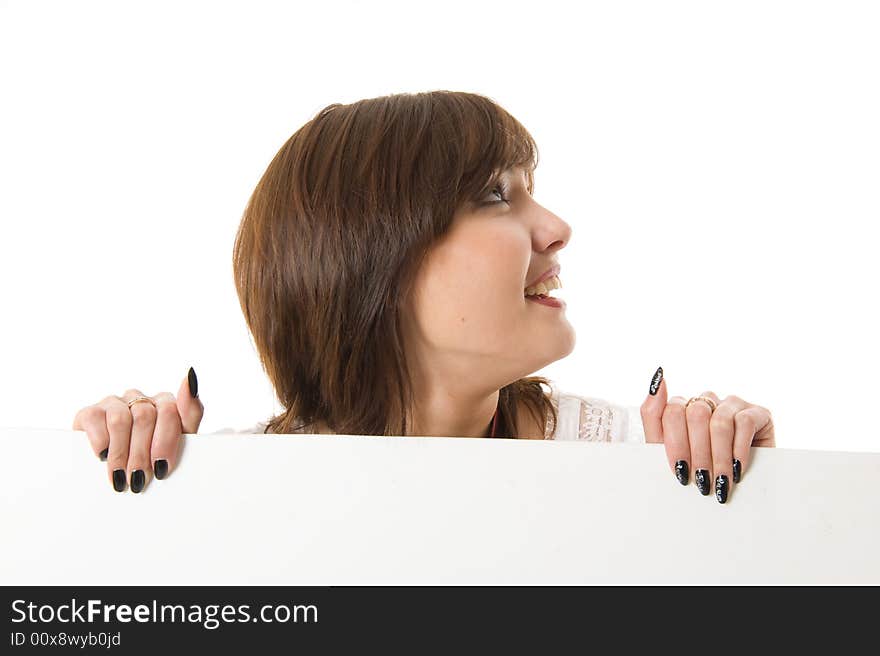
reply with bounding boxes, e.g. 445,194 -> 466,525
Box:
525,275 -> 562,297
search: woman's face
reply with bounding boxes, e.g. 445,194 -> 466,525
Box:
404,167 -> 575,393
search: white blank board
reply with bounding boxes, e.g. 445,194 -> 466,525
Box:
1,428 -> 878,584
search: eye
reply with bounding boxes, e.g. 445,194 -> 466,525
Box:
481,180 -> 510,205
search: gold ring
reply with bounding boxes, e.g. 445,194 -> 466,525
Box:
686,396 -> 717,413
127,396 -> 156,408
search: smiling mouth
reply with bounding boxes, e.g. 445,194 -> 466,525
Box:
524,275 -> 562,299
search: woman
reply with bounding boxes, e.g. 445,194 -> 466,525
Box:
72,91 -> 775,503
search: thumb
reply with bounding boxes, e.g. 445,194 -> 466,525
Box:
640,365 -> 666,444
177,366 -> 205,435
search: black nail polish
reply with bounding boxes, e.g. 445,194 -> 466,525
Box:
715,474 -> 729,504
649,366 -> 663,395
695,469 -> 710,495
131,469 -> 145,493
732,458 -> 742,483
99,448 -> 109,461
674,460 -> 689,485
188,366 -> 199,398
112,469 -> 126,492
154,459 -> 169,480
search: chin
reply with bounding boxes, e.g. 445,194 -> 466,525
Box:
554,324 -> 577,360
525,330 -> 576,372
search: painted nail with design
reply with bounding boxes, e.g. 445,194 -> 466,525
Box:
715,474 -> 730,504
732,458 -> 742,483
649,366 -> 663,396
674,460 -> 689,485
695,469 -> 710,495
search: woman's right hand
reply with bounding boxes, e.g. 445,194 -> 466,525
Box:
71,367 -> 204,493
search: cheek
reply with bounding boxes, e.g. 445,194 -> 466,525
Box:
413,235 -> 524,346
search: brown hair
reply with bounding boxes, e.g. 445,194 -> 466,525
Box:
232,90 -> 558,438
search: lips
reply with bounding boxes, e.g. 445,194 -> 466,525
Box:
524,264 -> 561,290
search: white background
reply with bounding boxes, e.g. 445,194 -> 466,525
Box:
1,0 -> 877,451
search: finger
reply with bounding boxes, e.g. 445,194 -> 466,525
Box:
639,366 -> 666,444
697,390 -> 722,408
707,394 -> 739,504
732,405 -> 774,480
684,396 -> 714,496
177,367 -> 204,435
689,390 -> 731,503
150,392 -> 182,481
715,394 -> 752,483
73,400 -> 113,461
100,396 -> 133,493
122,388 -> 157,494
751,405 -> 775,447
661,395 -> 691,486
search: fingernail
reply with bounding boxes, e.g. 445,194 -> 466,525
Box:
153,459 -> 169,480
732,458 -> 742,483
674,460 -> 689,485
130,469 -> 145,494
188,366 -> 199,398
715,474 -> 729,504
649,366 -> 663,395
112,469 -> 126,492
695,469 -> 710,495
99,448 -> 109,461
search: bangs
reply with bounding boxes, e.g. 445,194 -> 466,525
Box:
433,93 -> 539,208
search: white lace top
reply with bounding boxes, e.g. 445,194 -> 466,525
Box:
540,383 -> 645,443
210,383 -> 646,443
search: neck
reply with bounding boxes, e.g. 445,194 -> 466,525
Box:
404,388 -> 501,438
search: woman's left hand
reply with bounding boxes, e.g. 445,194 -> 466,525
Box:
640,367 -> 775,504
